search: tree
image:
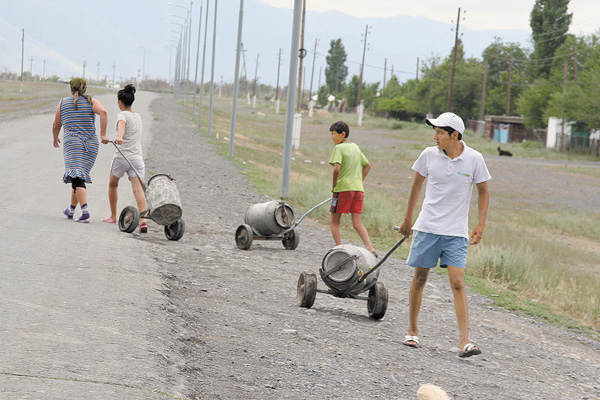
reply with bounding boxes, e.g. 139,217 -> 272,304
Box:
529,0 -> 572,78
325,39 -> 348,95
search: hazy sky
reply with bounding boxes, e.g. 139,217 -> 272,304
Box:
262,0 -> 600,35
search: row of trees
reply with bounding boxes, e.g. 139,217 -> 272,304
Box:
314,0 -> 600,130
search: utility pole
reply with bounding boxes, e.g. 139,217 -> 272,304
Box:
356,24 -> 369,110
82,61 -> 86,79
383,58 -> 387,90
275,48 -> 282,115
296,0 -> 306,113
573,46 -> 578,84
241,42 -> 250,104
447,7 -> 461,111
20,29 -> 24,92
207,0 -> 218,137
192,0 -> 203,120
560,60 -> 568,151
198,0 -> 210,127
29,57 -> 33,80
505,54 -> 513,116
97,62 -> 100,83
389,64 -> 393,99
428,61 -> 435,115
112,63 -> 116,87
479,60 -> 488,121
252,53 -> 259,108
416,57 -> 419,84
229,0 -> 244,158
42,59 -> 46,80
308,38 -> 318,102
281,0 -> 303,199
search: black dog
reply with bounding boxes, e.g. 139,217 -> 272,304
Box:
498,147 -> 513,156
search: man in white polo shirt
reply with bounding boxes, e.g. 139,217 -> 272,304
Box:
398,112 -> 491,358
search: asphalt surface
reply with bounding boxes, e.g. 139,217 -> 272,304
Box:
0,92 -> 177,399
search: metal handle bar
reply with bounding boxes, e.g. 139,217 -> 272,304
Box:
109,140 -> 146,191
282,196 -> 333,234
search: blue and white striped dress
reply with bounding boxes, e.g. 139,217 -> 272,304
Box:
60,96 -> 99,183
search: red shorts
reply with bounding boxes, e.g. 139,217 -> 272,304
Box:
330,191 -> 364,214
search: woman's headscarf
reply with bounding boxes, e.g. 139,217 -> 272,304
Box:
70,77 -> 92,110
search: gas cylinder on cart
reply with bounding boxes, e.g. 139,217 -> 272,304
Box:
320,244 -> 379,295
244,200 -> 295,236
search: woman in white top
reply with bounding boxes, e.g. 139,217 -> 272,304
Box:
101,84 -> 148,232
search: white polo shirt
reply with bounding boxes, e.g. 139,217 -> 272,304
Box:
411,141 -> 491,239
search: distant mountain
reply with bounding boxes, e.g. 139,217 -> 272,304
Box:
0,0 -> 530,87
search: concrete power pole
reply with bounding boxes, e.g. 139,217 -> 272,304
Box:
275,48 -> 282,115
281,0 -> 303,199
479,60 -> 488,121
20,29 -> 24,92
447,7 -> 461,111
252,53 -> 259,108
296,0 -> 306,113
356,24 -> 369,111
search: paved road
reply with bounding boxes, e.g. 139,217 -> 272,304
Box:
0,93 -> 181,399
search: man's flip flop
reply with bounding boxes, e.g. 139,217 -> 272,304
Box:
403,335 -> 419,348
458,343 -> 482,358
102,217 -> 116,224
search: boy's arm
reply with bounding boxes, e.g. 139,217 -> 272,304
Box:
399,172 -> 426,237
332,163 -> 341,192
362,163 -> 371,181
470,181 -> 489,245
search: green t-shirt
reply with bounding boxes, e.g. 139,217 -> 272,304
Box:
329,142 -> 369,192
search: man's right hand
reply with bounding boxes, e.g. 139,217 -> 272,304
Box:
399,219 -> 413,237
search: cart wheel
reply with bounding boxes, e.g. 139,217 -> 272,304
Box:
118,206 -> 140,233
235,224 -> 253,250
165,218 -> 185,241
367,281 -> 389,320
282,229 -> 300,250
297,271 -> 317,308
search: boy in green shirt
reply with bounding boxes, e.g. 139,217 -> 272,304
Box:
328,121 -> 377,256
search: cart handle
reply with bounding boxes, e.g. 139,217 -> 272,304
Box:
342,229 -> 408,295
109,140 -> 146,192
282,196 -> 333,233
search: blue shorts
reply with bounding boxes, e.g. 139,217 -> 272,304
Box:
407,231 -> 468,269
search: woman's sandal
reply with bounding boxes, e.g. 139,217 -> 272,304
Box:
403,335 -> 419,348
139,224 -> 148,233
458,343 -> 482,358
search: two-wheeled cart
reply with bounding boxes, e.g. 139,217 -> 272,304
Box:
235,197 -> 332,250
110,141 -> 185,241
297,235 -> 408,320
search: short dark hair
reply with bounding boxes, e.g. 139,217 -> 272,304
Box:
436,125 -> 462,141
330,121 -> 350,138
117,84 -> 136,107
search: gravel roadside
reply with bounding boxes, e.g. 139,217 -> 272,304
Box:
143,94 -> 599,400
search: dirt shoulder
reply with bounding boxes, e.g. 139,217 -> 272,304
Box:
144,94 -> 600,400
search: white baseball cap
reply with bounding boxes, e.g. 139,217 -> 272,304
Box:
425,112 -> 465,134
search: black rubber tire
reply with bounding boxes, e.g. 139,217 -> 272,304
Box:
367,281 -> 389,320
235,224 -> 253,250
282,229 -> 300,250
118,206 -> 140,233
165,218 -> 185,241
297,271 -> 317,308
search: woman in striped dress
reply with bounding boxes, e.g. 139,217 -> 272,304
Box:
52,77 -> 108,222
